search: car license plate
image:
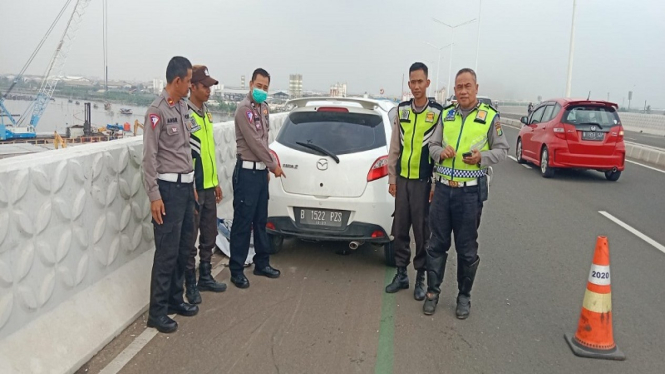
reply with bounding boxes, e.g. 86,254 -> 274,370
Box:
297,208 -> 344,227
582,131 -> 605,141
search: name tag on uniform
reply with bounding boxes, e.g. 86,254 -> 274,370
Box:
425,112 -> 435,123
475,110 -> 488,124
444,110 -> 456,121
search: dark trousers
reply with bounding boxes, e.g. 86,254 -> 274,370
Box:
392,177 -> 431,270
187,188 -> 217,271
229,164 -> 270,276
426,183 -> 483,270
149,180 -> 195,318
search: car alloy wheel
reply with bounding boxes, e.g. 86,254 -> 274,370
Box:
516,139 -> 526,164
540,147 -> 554,178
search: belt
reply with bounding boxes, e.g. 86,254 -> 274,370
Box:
436,175 -> 478,188
240,160 -> 267,170
158,172 -> 194,183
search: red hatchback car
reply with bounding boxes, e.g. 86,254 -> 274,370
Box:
516,99 -> 625,181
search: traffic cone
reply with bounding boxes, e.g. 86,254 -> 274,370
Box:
565,236 -> 625,360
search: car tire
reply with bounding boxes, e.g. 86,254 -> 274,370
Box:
384,241 -> 396,267
516,138 -> 527,164
268,234 -> 284,254
540,147 -> 555,178
604,170 -> 621,182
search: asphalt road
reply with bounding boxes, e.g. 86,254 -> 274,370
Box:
81,125 -> 665,374
501,113 -> 665,150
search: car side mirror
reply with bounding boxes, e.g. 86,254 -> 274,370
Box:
520,116 -> 528,125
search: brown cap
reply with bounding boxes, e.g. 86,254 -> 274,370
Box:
191,65 -> 219,87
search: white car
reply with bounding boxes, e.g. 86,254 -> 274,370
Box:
267,97 -> 398,265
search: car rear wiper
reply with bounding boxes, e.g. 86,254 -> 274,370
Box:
296,141 -> 340,164
578,122 -> 603,129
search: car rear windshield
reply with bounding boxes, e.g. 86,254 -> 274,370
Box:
478,97 -> 493,106
277,111 -> 387,156
562,105 -> 620,128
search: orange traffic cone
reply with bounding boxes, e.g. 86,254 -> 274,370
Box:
565,236 -> 625,360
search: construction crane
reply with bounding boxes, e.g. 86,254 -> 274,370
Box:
0,0 -> 93,140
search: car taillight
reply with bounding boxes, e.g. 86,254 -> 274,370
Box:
317,107 -> 349,112
367,155 -> 389,182
553,125 -> 566,140
269,149 -> 280,166
618,128 -> 624,140
371,230 -> 385,238
266,222 -> 276,230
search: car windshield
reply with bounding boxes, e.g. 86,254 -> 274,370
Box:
562,105 -> 620,128
277,111 -> 386,156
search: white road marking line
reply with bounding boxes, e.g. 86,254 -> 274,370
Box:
625,159 -> 665,174
508,155 -> 517,162
98,263 -> 227,374
521,164 -> 532,169
599,211 -> 665,255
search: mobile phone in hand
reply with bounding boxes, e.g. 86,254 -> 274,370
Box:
462,152 -> 473,158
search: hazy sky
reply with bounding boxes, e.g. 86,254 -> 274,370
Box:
1,0 -> 664,107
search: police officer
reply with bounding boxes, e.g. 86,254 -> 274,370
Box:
183,65 -> 227,305
386,62 -> 441,301
423,68 -> 509,318
143,56 -> 199,333
229,68 -> 285,289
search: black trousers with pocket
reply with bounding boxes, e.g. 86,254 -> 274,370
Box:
392,176 -> 431,270
229,162 -> 271,275
149,179 -> 195,318
187,188 -> 218,271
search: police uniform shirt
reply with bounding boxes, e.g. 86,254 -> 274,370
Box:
142,89 -> 194,202
387,100 -> 431,184
234,93 -> 276,171
429,102 -> 510,167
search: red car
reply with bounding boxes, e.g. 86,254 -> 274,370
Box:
516,99 -> 625,181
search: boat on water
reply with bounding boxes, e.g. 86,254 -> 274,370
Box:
104,102 -> 111,110
75,101 -> 80,105
119,108 -> 132,115
93,103 -> 98,109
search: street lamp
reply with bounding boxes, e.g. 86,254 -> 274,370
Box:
432,17 -> 477,103
424,41 -> 453,103
565,0 -> 577,97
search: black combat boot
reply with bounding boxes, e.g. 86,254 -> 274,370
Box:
185,269 -> 202,305
385,267 -> 409,293
198,261 -> 227,292
413,270 -> 426,301
423,253 -> 447,315
456,256 -> 480,320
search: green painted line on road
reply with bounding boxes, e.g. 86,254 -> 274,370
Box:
374,267 -> 396,374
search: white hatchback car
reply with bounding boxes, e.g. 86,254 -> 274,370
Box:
267,97 -> 397,265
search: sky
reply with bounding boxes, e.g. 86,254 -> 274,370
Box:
1,0 -> 664,107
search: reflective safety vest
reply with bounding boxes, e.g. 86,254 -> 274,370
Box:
435,103 -> 497,182
397,100 -> 442,180
189,107 -> 218,190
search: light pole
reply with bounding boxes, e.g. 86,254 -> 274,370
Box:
475,0 -> 482,73
565,0 -> 577,97
432,17 -> 477,103
424,41 -> 452,103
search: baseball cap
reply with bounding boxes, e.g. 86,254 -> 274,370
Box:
191,65 -> 219,87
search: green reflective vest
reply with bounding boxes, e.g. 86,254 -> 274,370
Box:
190,106 -> 218,190
397,100 -> 442,180
435,103 -> 497,182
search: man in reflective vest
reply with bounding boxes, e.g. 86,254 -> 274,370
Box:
423,68 -> 510,318
386,62 -> 441,301
184,65 -> 227,305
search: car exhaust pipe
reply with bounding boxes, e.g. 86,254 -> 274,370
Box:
349,241 -> 363,250
612,167 -> 618,173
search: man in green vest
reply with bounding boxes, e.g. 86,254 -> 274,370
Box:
185,65 -> 227,304
385,62 -> 441,300
423,68 -> 509,318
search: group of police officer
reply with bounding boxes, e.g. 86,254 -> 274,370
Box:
141,56 -> 507,333
142,57 -> 282,333
386,62 -> 509,318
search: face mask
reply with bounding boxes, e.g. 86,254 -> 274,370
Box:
252,88 -> 268,103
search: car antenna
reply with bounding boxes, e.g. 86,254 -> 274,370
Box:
587,91 -> 591,100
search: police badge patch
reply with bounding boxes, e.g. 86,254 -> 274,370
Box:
444,110 -> 456,121
426,112 -> 435,123
207,112 -> 213,122
246,111 -> 253,122
475,110 -> 488,123
400,110 -> 410,121
190,118 -> 201,133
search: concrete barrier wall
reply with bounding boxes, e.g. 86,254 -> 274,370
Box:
499,105 -> 665,136
0,112 -> 287,373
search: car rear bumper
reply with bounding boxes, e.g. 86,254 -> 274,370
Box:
267,217 -> 390,243
551,148 -> 625,171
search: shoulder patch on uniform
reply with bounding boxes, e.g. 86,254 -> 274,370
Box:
149,114 -> 161,129
429,101 -> 444,110
263,108 -> 268,116
246,111 -> 254,122
207,112 -> 213,122
495,121 -> 503,136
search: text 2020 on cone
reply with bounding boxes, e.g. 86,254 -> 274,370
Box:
565,236 -> 625,360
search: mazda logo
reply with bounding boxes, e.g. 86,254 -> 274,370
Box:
317,159 -> 328,171
590,126 -> 596,131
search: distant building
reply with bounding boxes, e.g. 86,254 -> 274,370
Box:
152,78 -> 165,94
241,75 -> 246,89
329,82 -> 347,98
435,88 -> 446,104
210,83 -> 223,96
289,74 -> 303,98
